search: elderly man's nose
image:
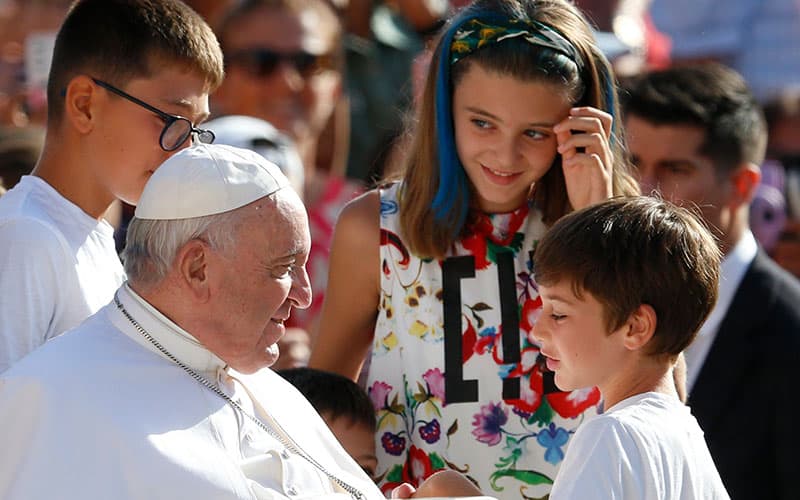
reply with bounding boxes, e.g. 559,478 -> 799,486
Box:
290,266 -> 312,309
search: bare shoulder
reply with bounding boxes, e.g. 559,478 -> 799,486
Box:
334,188 -> 381,238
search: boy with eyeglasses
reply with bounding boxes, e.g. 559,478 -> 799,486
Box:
0,0 -> 224,373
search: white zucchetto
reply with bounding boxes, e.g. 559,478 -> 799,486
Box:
135,144 -> 290,220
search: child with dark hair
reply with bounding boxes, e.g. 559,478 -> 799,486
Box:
532,196 -> 729,499
278,367 -> 378,479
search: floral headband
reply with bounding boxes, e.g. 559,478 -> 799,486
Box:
449,18 -> 582,70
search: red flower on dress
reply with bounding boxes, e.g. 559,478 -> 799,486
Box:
504,347 -> 601,418
519,296 -> 543,337
460,229 -> 490,270
459,205 -> 530,270
403,445 -> 436,486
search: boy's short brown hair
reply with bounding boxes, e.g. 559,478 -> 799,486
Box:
47,0 -> 224,122
534,196 -> 721,357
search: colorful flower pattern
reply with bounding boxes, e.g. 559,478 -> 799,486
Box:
370,184 -> 602,499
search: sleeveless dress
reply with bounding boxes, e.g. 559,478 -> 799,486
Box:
368,183 -> 601,499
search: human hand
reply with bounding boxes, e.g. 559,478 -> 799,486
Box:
391,470 -> 484,498
554,106 -> 614,210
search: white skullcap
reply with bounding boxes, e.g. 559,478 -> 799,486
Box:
135,143 -> 290,220
203,115 -> 305,196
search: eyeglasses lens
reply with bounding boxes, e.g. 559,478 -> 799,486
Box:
195,129 -> 215,145
160,119 -> 215,151
161,118 -> 193,151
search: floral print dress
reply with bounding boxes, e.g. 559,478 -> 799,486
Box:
368,183 -> 601,499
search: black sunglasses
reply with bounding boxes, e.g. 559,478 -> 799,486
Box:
225,48 -> 336,78
91,78 -> 214,152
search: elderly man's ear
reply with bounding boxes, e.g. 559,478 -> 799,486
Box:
176,239 -> 212,301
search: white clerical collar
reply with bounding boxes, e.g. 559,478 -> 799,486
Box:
686,230 -> 758,391
114,283 -> 228,378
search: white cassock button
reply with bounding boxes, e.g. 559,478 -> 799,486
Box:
287,485 -> 298,496
281,449 -> 291,460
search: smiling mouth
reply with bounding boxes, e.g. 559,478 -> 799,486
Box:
484,165 -> 518,177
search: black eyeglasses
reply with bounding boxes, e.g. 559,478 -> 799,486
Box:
91,78 -> 214,151
225,48 -> 336,79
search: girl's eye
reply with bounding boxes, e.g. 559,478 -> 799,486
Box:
524,129 -> 546,139
471,118 -> 491,129
550,314 -> 566,321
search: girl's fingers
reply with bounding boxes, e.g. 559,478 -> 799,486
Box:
557,131 -> 605,157
562,152 -> 604,170
554,108 -> 612,138
569,106 -> 613,136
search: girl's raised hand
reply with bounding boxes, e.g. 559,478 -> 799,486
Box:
554,106 -> 614,210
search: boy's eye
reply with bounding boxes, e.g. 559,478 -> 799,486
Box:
550,314 -> 566,321
471,118 -> 491,129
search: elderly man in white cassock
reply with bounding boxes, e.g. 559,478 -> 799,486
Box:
0,144 -> 482,500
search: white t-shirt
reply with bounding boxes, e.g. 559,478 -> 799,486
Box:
0,176 -> 125,372
550,392 -> 730,500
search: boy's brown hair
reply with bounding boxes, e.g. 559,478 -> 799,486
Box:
47,0 -> 224,123
534,196 -> 721,357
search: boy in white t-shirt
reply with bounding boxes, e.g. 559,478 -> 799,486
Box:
0,0 -> 224,372
532,196 -> 730,500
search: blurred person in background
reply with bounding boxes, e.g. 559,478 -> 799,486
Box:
0,0 -> 71,127
649,0 -> 800,105
340,0 -> 447,184
0,124 -> 43,192
762,91 -> 800,279
213,0 -> 364,335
